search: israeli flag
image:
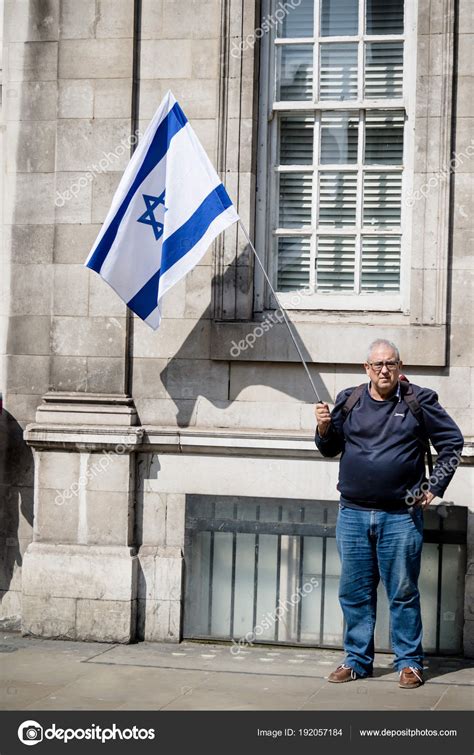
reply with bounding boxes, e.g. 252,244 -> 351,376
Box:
85,90 -> 239,329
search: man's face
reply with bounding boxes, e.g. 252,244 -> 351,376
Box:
364,346 -> 402,396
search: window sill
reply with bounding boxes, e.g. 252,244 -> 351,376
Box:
210,320 -> 446,366
274,291 -> 405,311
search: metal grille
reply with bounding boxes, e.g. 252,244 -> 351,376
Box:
183,496 -> 467,655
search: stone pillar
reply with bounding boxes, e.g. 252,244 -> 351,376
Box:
22,393 -> 142,642
0,0 -> 135,630
136,487 -> 185,643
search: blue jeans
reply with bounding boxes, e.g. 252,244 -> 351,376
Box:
336,503 -> 424,676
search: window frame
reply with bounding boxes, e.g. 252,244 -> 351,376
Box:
254,0 -> 417,313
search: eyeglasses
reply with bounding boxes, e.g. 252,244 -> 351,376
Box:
368,360 -> 400,372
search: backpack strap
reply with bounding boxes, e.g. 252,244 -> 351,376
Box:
399,381 -> 434,473
342,384 -> 366,420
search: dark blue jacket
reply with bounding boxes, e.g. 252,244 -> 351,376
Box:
315,382 -> 464,506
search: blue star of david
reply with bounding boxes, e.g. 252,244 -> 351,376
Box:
137,190 -> 166,241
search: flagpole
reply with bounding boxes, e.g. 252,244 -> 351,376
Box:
238,220 -> 323,404
124,0 -> 142,397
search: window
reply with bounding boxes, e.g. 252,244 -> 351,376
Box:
260,0 -> 414,310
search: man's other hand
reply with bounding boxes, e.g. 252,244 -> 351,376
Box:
416,491 -> 436,509
315,402 -> 331,437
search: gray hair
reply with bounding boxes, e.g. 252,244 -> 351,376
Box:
366,339 -> 400,362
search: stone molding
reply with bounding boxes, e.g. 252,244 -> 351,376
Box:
212,0 -> 259,321
410,0 -> 456,328
23,393 -> 474,459
126,425 -> 474,461
25,393 -> 142,450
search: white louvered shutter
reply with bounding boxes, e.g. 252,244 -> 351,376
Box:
316,236 -> 356,290
321,0 -> 358,36
321,111 -> 358,164
280,115 -> 314,165
363,172 -> 402,227
279,173 -> 313,228
361,236 -> 401,291
365,111 -> 404,164
366,0 -> 404,34
280,0 -> 314,38
320,43 -> 358,100
277,237 -> 311,291
272,0 -> 406,297
278,45 -> 313,100
319,172 -> 357,226
364,42 -> 403,98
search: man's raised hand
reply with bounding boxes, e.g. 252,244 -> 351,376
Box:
315,402 -> 331,437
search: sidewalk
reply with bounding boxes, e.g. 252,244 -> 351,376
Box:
1,631 -> 473,711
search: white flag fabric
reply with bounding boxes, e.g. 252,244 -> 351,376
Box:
85,90 -> 239,329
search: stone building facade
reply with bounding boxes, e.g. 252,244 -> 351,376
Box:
0,0 -> 472,656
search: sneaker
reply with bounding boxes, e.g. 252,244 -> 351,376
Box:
327,663 -> 359,683
399,666 -> 424,688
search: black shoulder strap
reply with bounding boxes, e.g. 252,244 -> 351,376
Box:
399,381 -> 422,421
342,384 -> 366,420
400,381 -> 434,473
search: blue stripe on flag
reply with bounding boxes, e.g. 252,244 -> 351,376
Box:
86,102 -> 187,274
127,183 -> 232,321
161,183 -> 232,275
127,268 -> 161,321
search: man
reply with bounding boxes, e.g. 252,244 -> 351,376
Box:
314,339 -> 463,689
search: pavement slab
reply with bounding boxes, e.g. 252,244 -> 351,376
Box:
1,632 -> 472,712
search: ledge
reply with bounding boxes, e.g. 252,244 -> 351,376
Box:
24,424 -> 144,451
142,428 -> 474,462
24,422 -> 474,462
210,321 -> 447,366
23,393 -> 473,460
142,426 -> 317,458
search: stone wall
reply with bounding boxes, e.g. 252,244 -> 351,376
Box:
0,0 -> 134,630
0,0 -> 472,651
